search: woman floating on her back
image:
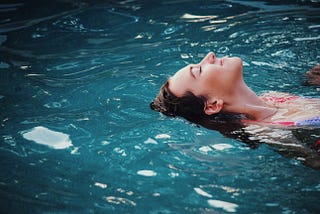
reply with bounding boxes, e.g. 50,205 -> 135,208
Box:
151,52 -> 320,127
150,52 -> 320,169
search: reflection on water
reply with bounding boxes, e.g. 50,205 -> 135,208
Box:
0,0 -> 320,213
21,126 -> 72,149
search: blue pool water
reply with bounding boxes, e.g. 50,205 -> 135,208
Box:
1,0 -> 320,213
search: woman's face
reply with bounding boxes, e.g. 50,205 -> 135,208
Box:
168,52 -> 243,99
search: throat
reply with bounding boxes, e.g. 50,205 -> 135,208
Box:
225,83 -> 278,121
246,105 -> 278,121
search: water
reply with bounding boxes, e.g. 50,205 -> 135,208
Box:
1,0 -> 320,213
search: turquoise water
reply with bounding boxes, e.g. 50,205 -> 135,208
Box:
1,0 -> 320,213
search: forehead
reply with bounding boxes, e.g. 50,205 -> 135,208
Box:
168,65 -> 189,97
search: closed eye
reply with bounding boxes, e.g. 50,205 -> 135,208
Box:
190,65 -> 195,78
190,65 -> 202,79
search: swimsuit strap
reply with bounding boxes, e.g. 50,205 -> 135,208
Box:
296,116 -> 320,126
243,116 -> 320,127
262,95 -> 299,103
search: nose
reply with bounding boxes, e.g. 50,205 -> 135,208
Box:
200,52 -> 215,65
208,52 -> 215,59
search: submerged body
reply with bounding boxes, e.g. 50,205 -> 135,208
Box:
151,52 -> 320,169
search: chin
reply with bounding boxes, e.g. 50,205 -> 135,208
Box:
236,57 -> 243,69
226,57 -> 243,70
230,56 -> 242,64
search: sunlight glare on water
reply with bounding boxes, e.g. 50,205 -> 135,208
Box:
21,126 -> 73,149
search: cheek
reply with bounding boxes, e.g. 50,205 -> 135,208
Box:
187,81 -> 204,96
194,77 -> 220,96
199,68 -> 234,95
200,67 -> 221,87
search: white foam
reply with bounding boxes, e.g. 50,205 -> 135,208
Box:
294,36 -> 320,41
94,182 -> 108,189
194,187 -> 212,198
22,126 -> 72,149
208,199 -> 238,212
199,146 -> 212,153
212,143 -> 233,151
168,172 -> 179,178
137,170 -> 157,177
155,134 -> 171,139
101,140 -> 110,145
309,25 -> 320,29
144,138 -> 158,144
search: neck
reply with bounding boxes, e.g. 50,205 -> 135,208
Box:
223,81 -> 277,121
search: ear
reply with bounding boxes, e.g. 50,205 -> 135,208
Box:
204,99 -> 224,115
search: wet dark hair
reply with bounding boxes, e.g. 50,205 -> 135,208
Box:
150,80 -> 245,126
150,80 -> 207,123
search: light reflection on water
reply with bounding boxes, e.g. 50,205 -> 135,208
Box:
0,0 -> 320,213
21,126 -> 73,149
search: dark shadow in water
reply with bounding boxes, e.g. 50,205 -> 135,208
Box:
188,115 -> 320,170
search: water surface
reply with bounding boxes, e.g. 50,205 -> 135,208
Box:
1,0 -> 320,213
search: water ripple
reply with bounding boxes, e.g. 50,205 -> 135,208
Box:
0,6 -> 83,33
53,7 -> 139,33
1,1 -> 320,212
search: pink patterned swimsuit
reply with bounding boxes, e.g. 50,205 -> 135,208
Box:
248,95 -> 320,127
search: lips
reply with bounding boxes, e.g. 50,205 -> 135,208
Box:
221,57 -> 228,66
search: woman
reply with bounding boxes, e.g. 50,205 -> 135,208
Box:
151,52 -> 320,169
150,52 -> 320,127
